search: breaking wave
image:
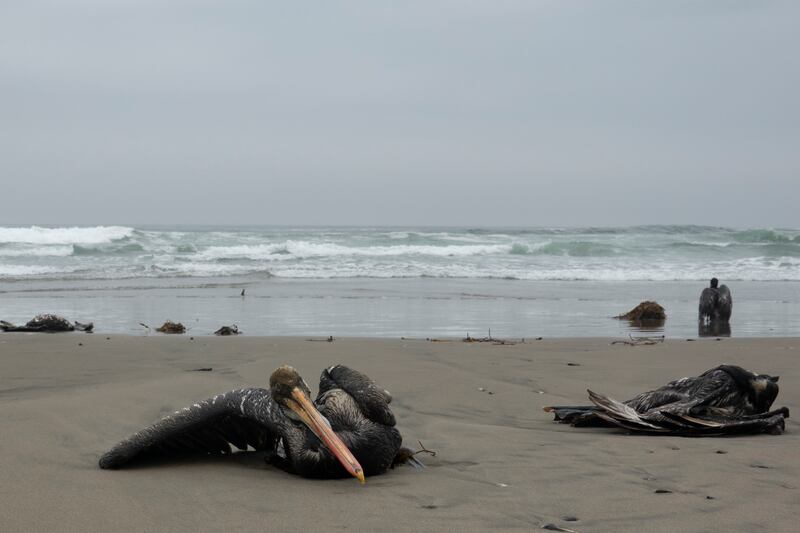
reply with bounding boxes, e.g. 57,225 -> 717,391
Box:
1,225 -> 799,281
0,226 -> 135,245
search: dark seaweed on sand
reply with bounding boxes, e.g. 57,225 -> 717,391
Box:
0,314 -> 93,333
155,320 -> 186,334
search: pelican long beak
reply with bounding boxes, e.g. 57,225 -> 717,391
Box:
287,387 -> 366,484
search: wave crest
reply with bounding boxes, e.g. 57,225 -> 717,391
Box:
733,229 -> 800,244
72,243 -> 145,256
198,241 -> 510,261
0,226 -> 135,245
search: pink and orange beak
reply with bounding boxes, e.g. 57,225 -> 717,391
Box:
285,387 -> 366,484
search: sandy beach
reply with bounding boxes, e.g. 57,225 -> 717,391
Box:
0,334 -> 797,532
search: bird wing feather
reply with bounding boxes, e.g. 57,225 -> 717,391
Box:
587,390 -> 663,429
319,365 -> 396,426
99,388 -> 277,469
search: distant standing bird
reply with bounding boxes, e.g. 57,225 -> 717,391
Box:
699,277 -> 732,323
545,365 -> 788,435
99,365 -> 414,482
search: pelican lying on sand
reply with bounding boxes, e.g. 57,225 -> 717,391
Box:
545,365 -> 788,435
100,365 -> 417,482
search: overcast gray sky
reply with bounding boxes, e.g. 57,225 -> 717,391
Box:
1,1 -> 797,227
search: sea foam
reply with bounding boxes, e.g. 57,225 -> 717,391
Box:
1,225 -> 799,282
0,226 -> 135,245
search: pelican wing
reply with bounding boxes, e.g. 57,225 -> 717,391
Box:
99,388 -> 277,469
627,368 -> 731,415
716,285 -> 733,320
657,411 -> 785,435
319,365 -> 396,426
699,287 -> 718,317
587,390 -> 664,430
588,392 -> 786,435
542,405 -> 603,425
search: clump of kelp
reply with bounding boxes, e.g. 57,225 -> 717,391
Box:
615,301 -> 666,321
1,314 -> 93,333
155,320 -> 186,334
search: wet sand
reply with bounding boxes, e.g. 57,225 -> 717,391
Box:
0,334 -> 797,532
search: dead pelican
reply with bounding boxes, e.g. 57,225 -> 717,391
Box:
99,365 -> 412,482
545,365 -> 788,435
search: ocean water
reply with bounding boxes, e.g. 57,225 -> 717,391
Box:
1,225 -> 799,337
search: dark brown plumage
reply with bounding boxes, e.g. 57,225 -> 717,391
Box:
99,365 -> 409,481
545,365 -> 788,435
699,278 -> 733,323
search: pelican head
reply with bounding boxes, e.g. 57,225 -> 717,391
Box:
270,365 -> 365,483
750,373 -> 780,413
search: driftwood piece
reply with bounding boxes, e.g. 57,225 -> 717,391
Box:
463,330 -> 518,345
611,335 -> 666,346
155,320 -> 186,334
305,336 -> 335,342
615,301 -> 666,321
391,440 -> 436,469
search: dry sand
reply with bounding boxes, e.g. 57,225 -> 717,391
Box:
0,334 -> 798,532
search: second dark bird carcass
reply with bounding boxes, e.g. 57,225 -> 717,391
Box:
545,365 -> 788,435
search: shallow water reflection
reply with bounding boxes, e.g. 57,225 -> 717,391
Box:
0,278 -> 796,337
626,318 -> 666,334
699,321 -> 732,338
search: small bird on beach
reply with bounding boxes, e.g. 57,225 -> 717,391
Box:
545,365 -> 788,435
99,365 -> 417,482
699,278 -> 733,323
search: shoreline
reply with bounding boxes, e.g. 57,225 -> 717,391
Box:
1,335 -> 797,531
1,278 -> 799,339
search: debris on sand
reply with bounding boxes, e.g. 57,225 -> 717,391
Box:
214,325 -> 240,336
463,330 -> 517,345
1,314 -> 93,333
155,320 -> 186,334
611,335 -> 665,346
74,321 -> 94,332
615,301 -> 666,321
